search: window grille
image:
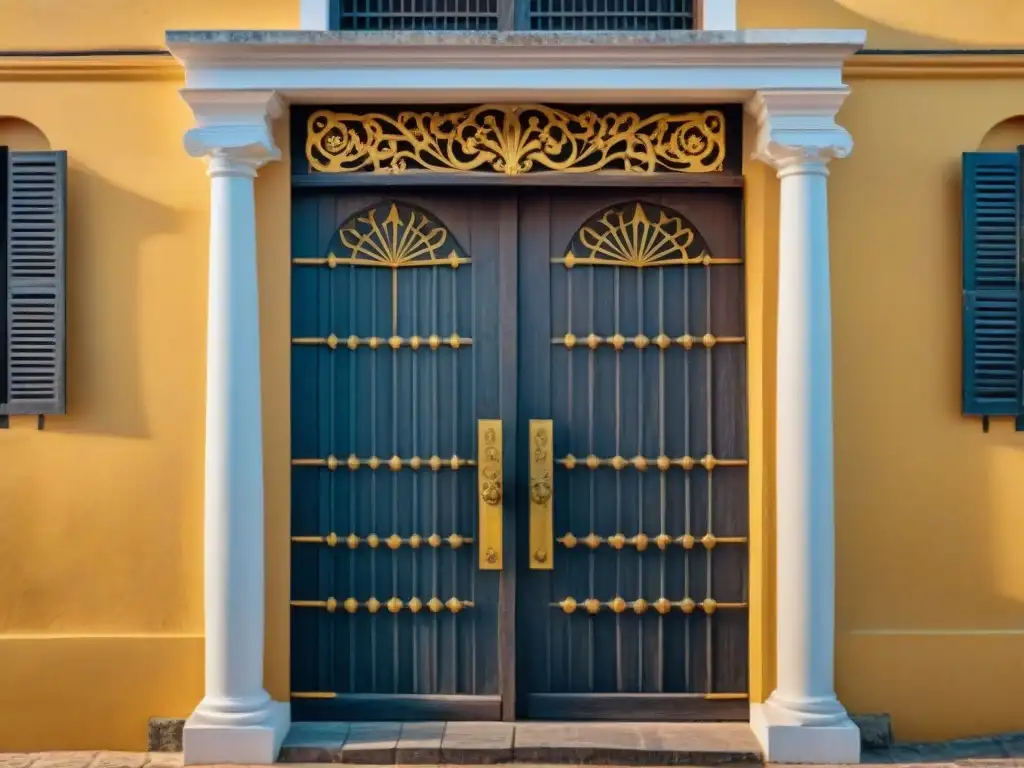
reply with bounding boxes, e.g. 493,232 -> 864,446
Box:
332,0 -> 694,30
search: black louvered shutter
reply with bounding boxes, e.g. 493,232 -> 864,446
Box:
1,150 -> 67,416
962,151 -> 1021,418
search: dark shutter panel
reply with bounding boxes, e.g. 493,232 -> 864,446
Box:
962,151 -> 1021,417
3,150 -> 66,415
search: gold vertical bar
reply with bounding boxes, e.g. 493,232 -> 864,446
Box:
529,419 -> 555,570
477,419 -> 504,570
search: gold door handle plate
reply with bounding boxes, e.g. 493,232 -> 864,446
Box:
529,419 -> 555,570
477,419 -> 504,571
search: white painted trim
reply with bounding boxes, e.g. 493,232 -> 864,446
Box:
700,0 -> 736,31
299,0 -> 331,30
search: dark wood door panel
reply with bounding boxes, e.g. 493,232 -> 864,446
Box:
517,190 -> 749,720
291,189 -> 513,720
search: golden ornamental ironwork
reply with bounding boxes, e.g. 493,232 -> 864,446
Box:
557,532 -> 747,551
560,201 -> 736,269
559,454 -> 745,471
291,532 -> 473,549
292,333 -> 471,350
552,597 -> 746,615
555,332 -> 743,349
477,419 -> 504,571
307,106 -> 725,176
291,596 -> 474,614
292,454 -> 476,471
529,419 -> 555,570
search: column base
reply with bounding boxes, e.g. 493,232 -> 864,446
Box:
751,702 -> 861,764
183,699 -> 290,765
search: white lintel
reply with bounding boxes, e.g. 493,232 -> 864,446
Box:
165,30 -> 865,105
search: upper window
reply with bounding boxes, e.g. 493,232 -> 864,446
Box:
332,0 -> 695,31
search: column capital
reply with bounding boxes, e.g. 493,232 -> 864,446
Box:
181,89 -> 284,169
747,89 -> 853,174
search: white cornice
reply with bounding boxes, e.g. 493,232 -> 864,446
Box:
165,30 -> 865,103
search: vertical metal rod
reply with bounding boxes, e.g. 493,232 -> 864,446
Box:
370,266 -> 379,693
328,251 -> 338,692
683,259 -> 692,692
636,266 -> 644,690
657,267 -> 666,693
348,264 -> 357,693
431,264 -> 440,693
411,268 -> 420,693
470,253 -> 478,694
704,263 -> 714,693
614,266 -> 623,691
392,270 -> 400,694
451,268 -> 459,689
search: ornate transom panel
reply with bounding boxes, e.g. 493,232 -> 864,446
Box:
305,105 -> 726,175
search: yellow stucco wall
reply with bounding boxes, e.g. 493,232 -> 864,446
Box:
1,0 -> 1023,751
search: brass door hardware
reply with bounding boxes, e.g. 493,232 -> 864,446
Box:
477,419 -> 504,571
529,419 -> 555,570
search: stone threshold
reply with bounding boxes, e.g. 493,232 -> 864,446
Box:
281,722 -> 762,765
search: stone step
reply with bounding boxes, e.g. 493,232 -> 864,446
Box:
280,721 -> 763,765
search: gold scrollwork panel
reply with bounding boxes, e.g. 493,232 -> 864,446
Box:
477,419 -> 504,571
307,106 -> 725,175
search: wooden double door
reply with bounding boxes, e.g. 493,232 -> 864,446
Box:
291,188 -> 749,722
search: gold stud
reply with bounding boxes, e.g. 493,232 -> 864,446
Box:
584,598 -> 601,615
680,597 -> 696,614
609,597 -> 627,614
608,533 -> 626,550
326,597 -> 338,613
586,333 -> 601,350
633,456 -> 648,471
389,335 -> 402,350
410,456 -> 422,470
655,533 -> 672,550
367,534 -> 380,548
702,533 -> 717,550
633,598 -> 649,615
343,598 -> 358,613
560,533 -> 578,549
346,534 -> 360,549
408,597 -> 423,613
681,534 -> 695,550
446,598 -> 465,614
368,337 -> 380,350
449,455 -> 461,470
583,533 -> 602,550
656,455 -> 671,471
611,334 -> 625,350
634,533 -> 649,552
559,597 -> 578,614
564,251 -> 577,268
634,334 -> 650,349
652,597 -> 670,615
586,454 -> 600,469
326,454 -> 340,471
449,334 -> 461,349
386,534 -> 402,550
680,456 -> 695,470
326,253 -> 338,269
678,334 -> 694,350
326,334 -> 339,350
427,598 -> 443,613
564,454 -> 577,469
347,335 -> 360,350
427,534 -> 442,548
702,598 -> 718,615
347,454 -> 360,470
325,532 -> 339,548
702,454 -> 718,471
564,333 -> 577,348
611,455 -> 626,470
387,597 -> 403,613
368,456 -> 380,470
408,534 -> 422,549
429,455 -> 442,471
366,597 -> 381,613
448,534 -> 464,549
410,335 -> 422,349
655,333 -> 671,349
389,455 -> 403,471
702,333 -> 716,348
428,335 -> 442,350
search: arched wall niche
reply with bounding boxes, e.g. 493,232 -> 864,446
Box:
0,117 -> 50,151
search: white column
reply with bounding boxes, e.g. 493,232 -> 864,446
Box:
748,89 -> 861,765
180,91 -> 289,766
699,0 -> 737,30
299,0 -> 331,29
